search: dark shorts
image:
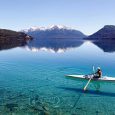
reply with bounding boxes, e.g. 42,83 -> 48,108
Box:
93,76 -> 100,78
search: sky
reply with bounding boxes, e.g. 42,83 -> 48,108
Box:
0,0 -> 115,35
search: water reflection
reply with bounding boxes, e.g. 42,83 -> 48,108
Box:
0,42 -> 26,51
25,38 -> 115,53
93,41 -> 115,53
0,37 -> 115,53
25,38 -> 84,53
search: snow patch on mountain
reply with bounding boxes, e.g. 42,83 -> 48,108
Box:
21,25 -> 74,32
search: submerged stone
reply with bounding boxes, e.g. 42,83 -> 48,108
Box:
43,106 -> 49,111
5,103 -> 18,112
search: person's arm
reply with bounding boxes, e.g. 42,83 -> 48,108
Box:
98,71 -> 102,77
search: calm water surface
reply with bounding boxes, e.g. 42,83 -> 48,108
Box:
0,40 -> 115,115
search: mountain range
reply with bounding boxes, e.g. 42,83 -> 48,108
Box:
86,25 -> 115,40
22,25 -> 115,41
22,25 -> 86,39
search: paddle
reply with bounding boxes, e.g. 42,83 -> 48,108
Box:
83,66 -> 95,91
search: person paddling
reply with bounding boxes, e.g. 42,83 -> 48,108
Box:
94,67 -> 102,78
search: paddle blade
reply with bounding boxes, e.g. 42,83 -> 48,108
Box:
93,66 -> 95,73
83,78 -> 92,91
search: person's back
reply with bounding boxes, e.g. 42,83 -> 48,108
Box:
94,67 -> 102,78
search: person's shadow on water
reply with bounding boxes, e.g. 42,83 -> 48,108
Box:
57,86 -> 115,97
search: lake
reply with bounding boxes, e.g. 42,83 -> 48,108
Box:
0,39 -> 115,115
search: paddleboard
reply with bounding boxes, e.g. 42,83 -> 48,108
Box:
66,74 -> 115,82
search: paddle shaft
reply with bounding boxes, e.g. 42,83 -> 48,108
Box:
83,77 -> 92,91
83,66 -> 95,91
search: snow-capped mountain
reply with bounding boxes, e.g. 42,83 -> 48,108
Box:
22,25 -> 73,32
21,25 -> 86,39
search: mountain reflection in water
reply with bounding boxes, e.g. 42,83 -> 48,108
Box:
93,41 -> 115,53
25,38 -> 115,53
0,37 -> 115,53
25,38 -> 84,53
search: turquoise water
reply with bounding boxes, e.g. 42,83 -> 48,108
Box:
0,41 -> 115,115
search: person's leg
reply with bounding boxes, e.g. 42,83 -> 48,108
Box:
93,75 -> 100,78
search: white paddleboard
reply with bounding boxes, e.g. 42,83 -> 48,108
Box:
66,74 -> 115,82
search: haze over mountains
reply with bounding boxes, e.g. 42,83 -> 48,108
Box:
22,25 -> 86,39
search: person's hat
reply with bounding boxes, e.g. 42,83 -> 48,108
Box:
97,67 -> 101,70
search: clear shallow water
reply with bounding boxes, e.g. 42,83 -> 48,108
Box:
0,41 -> 115,115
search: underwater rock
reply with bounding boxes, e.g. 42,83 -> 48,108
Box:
29,94 -> 43,106
31,105 -> 44,111
5,103 -> 18,112
44,111 -> 50,115
43,106 -> 49,111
